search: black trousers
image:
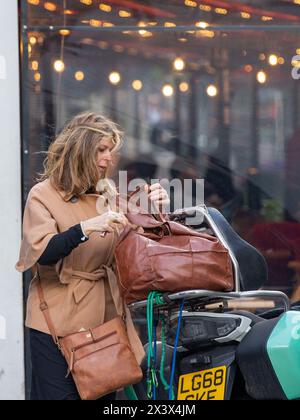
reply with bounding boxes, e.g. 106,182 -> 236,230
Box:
29,328 -> 116,401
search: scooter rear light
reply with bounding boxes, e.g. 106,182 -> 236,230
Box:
168,312 -> 251,348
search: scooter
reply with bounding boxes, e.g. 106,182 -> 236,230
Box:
129,206 -> 300,400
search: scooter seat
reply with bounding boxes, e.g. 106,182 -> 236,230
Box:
207,207 -> 268,292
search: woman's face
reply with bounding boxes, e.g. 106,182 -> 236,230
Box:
96,137 -> 115,176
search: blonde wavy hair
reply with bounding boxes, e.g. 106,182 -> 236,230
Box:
39,111 -> 123,201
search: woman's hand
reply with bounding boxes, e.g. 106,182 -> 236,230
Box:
144,183 -> 170,212
81,211 -> 128,237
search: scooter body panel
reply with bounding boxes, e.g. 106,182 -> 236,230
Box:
267,311 -> 300,400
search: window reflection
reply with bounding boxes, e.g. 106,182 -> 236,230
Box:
21,0 -> 300,296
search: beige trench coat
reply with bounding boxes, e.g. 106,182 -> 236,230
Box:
16,179 -> 145,364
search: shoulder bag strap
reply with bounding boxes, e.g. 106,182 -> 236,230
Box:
35,265 -> 61,347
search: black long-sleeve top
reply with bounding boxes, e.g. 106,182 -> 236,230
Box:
38,224 -> 89,266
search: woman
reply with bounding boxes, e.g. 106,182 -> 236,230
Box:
16,112 -> 170,400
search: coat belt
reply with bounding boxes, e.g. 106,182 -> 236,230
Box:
71,265 -> 116,304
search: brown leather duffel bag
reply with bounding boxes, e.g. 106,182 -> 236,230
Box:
115,206 -> 234,305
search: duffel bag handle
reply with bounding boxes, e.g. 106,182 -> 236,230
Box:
128,185 -> 167,223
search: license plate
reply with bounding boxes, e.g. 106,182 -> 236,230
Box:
177,366 -> 227,400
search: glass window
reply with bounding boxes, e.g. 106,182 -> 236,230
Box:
21,0 -> 300,298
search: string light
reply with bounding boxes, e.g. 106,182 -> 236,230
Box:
138,22 -> 152,37
99,3 -> 112,12
75,71 -> 85,81
185,0 -> 197,7
257,71 -> 267,84
119,10 -> 132,18
54,60 -> 65,73
269,54 -> 279,66
59,29 -> 71,36
215,8 -> 228,15
139,31 -> 153,37
44,2 -> 57,12
179,82 -> 189,93
199,4 -> 211,11
195,21 -> 209,29
241,12 -> 251,19
196,30 -> 215,38
262,16 -> 273,21
162,84 -> 174,97
34,72 -> 41,82
109,71 -> 121,85
90,19 -> 102,27
29,36 -> 37,45
36,1 -> 292,105
138,22 -> 147,35
173,57 -> 186,71
207,85 -> 218,97
244,65 -> 253,73
31,60 -> 39,71
132,80 -> 143,91
164,22 -> 177,27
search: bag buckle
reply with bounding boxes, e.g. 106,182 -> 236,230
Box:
40,301 -> 48,311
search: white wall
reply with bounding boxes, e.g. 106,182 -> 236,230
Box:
0,0 -> 24,400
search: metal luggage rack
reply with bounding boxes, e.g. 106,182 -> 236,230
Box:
128,205 -> 291,314
129,289 -> 290,313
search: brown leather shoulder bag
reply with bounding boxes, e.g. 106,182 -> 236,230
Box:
36,268 -> 143,400
115,189 -> 234,304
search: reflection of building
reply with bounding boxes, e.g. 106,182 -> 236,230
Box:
1,0 -> 300,400
285,127 -> 300,221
